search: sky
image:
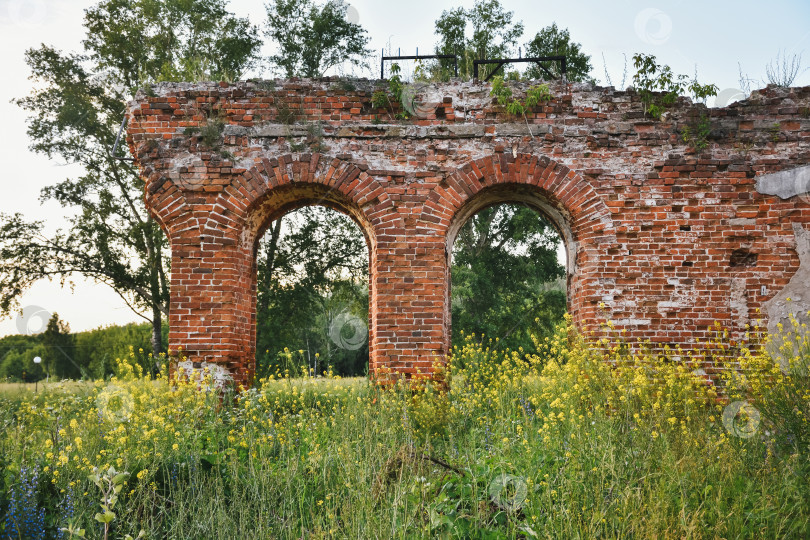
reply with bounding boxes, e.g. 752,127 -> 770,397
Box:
1,0 -> 809,337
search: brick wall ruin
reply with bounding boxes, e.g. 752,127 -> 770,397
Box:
127,79 -> 810,386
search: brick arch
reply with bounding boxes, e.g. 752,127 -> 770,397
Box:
211,153 -> 399,248
423,153 -> 618,335
188,153 -> 401,385
143,176 -> 198,241
421,153 -> 615,240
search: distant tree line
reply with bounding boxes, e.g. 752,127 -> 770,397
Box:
0,314 -> 165,382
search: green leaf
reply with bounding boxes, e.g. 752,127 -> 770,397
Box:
94,510 -> 115,524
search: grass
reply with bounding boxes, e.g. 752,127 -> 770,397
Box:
0,381 -> 94,398
0,319 -> 809,538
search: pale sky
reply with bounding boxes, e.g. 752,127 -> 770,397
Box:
1,0 -> 809,337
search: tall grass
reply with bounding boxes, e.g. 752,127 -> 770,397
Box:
0,320 -> 808,538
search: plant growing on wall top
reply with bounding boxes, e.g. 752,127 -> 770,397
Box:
372,63 -> 412,120
490,76 -> 552,137
632,53 -> 718,120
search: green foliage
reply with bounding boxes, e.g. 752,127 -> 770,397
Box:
434,0 -> 524,79
524,23 -> 593,82
73,322 -> 167,379
371,89 -> 389,111
373,63 -> 412,120
632,53 -> 718,119
490,76 -> 552,119
86,466 -> 131,539
681,112 -> 713,151
256,207 -> 369,378
0,322 -> 165,382
5,0 -> 261,356
451,204 -> 566,353
0,344 -> 46,382
2,323 -> 810,537
265,0 -> 371,78
199,116 -> 225,149
83,0 -> 261,87
40,313 -> 76,380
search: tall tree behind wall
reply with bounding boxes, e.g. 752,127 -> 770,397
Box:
2,0 -> 261,357
434,0 -> 524,79
452,205 -> 566,353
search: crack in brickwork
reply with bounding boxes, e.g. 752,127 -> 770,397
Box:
127,79 -> 810,386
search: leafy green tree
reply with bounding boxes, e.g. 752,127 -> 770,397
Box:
40,313 -> 77,379
452,204 -> 566,352
265,0 -> 371,78
524,23 -> 593,82
0,335 -> 42,381
434,0 -> 524,79
2,0 -> 261,357
0,345 -> 46,382
256,206 -> 369,377
74,321 -> 166,379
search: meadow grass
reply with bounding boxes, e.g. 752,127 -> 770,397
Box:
1,320 -> 809,539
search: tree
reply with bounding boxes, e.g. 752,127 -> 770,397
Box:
434,0 -> 524,79
0,345 -> 46,382
452,204 -> 566,352
40,313 -> 77,379
3,0 -> 261,357
256,206 -> 369,377
265,0 -> 371,78
524,23 -> 593,82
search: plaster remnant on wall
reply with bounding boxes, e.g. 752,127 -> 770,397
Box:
764,223 -> 810,336
615,318 -> 651,326
729,278 -> 749,333
177,361 -> 233,389
729,218 -> 756,227
755,164 -> 810,199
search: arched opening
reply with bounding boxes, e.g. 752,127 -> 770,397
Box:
447,185 -> 572,352
254,205 -> 370,378
246,180 -> 375,380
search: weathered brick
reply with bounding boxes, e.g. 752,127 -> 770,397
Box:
129,80 -> 810,387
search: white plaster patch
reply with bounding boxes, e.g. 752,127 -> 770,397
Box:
756,164 -> 810,200
616,318 -> 651,326
764,223 -> 810,340
177,361 -> 233,389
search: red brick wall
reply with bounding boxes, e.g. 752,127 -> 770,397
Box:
127,79 -> 810,386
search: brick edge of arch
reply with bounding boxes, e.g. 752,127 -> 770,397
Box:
420,153 -> 616,238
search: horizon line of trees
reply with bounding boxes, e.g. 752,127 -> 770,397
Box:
0,314 -> 165,382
